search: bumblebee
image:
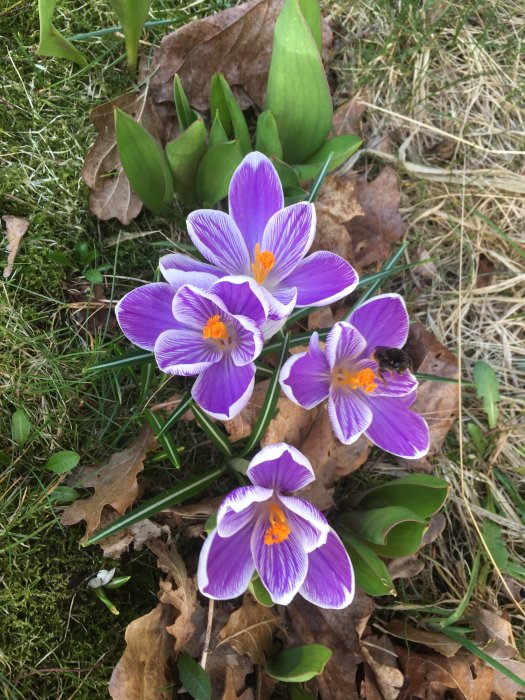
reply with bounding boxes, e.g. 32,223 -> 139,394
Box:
372,346 -> 412,384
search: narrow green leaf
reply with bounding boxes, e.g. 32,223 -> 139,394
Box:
84,468 -> 223,546
272,157 -> 301,189
11,408 -> 31,448
115,108 -> 174,213
439,552 -> 480,627
44,450 -> 80,474
94,587 -> 119,615
266,645 -> 332,682
191,404 -> 232,457
242,334 -> 290,456
249,575 -> 275,607
84,349 -> 154,373
37,0 -> 88,66
307,152 -> 333,203
174,74 -> 197,131
473,361 -> 500,429
214,74 -> 252,155
108,0 -> 151,70
340,507 -> 428,558
143,410 -> 180,469
265,0 -> 332,162
49,486 -> 79,503
284,186 -> 308,204
297,0 -> 322,51
208,112 -> 229,146
337,528 -> 396,596
138,360 -> 155,407
165,119 -> 207,207
255,111 -> 283,159
297,135 -> 362,182
210,74 -> 232,137
158,391 -> 193,437
350,474 -> 449,519
177,652 -> 211,700
467,422 -> 488,456
481,519 -> 508,569
196,140 -> 243,207
105,575 -> 131,590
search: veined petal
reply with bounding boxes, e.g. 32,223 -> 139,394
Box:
328,385 -> 373,445
154,329 -> 220,376
247,443 -> 315,492
172,284 -> 227,330
263,285 -> 297,322
229,315 -> 264,367
348,294 -> 409,356
116,283 -> 177,351
187,209 -> 251,275
252,515 -> 307,605
229,152 -> 284,253
278,495 -> 330,553
192,357 -> 255,420
300,530 -> 355,609
280,251 -> 358,307
326,322 -> 367,370
363,359 -> 418,397
159,253 -> 221,291
217,485 -> 272,537
364,394 -> 430,459
262,202 -> 316,283
279,332 -> 331,409
197,528 -> 255,600
211,276 -> 269,328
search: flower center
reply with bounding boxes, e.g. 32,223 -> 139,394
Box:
335,367 -> 378,393
264,503 -> 291,546
252,243 -> 275,284
202,314 -> 229,341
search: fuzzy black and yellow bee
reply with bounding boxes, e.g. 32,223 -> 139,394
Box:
372,346 -> 412,385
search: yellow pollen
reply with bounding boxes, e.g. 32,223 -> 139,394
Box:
336,367 -> 378,393
264,504 -> 291,546
252,243 -> 275,284
202,314 -> 228,340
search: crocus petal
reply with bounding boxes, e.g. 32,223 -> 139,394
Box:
300,530 -> 355,609
252,515 -> 308,605
364,394 -> 430,459
279,332 -> 331,409
192,357 -> 255,420
229,315 -> 264,367
229,152 -> 284,253
217,485 -> 272,537
328,385 -> 373,445
280,251 -> 358,307
325,322 -> 367,370
116,283 -> 177,351
278,495 -> 330,553
348,294 -> 409,356
172,285 -> 227,330
154,329 -> 220,376
187,209 -> 251,275
210,276 -> 269,328
373,367 -> 418,397
198,528 -> 255,600
263,285 -> 297,322
247,443 -> 315,492
159,253 -> 221,291
262,202 -> 316,283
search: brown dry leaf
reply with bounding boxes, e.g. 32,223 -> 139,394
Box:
387,555 -> 425,581
222,667 -> 255,700
61,425 -> 158,540
332,96 -> 367,138
2,214 -> 29,278
109,603 -> 175,700
473,609 -> 517,661
99,514 -> 171,559
492,659 -> 525,700
216,593 -> 281,666
82,88 -> 166,224
386,620 -> 461,659
361,634 -> 404,700
476,253 -> 495,288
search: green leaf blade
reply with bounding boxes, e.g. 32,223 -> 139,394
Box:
196,140 -> 243,207
108,0 -> 151,70
37,0 -> 88,66
174,74 -> 197,131
177,652 -> 211,700
165,119 -> 207,207
265,644 -> 332,682
473,361 -> 500,429
44,450 -> 80,474
11,408 -> 31,448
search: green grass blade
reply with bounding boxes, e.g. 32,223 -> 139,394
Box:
307,152 -> 333,203
84,350 -> 154,373
439,552 -> 480,627
191,404 -> 232,457
158,391 -> 193,436
143,410 -> 180,469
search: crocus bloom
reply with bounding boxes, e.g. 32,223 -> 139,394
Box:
198,443 -> 354,609
158,152 -> 358,335
279,294 -> 430,459
116,275 -> 269,419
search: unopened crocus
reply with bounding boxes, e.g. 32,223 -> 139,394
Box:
198,443 -> 354,609
279,294 -> 430,459
158,152 -> 358,335
116,276 -> 269,419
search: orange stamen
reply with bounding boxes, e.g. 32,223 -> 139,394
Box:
252,243 -> 275,284
264,503 -> 291,546
336,367 -> 378,394
203,314 -> 229,340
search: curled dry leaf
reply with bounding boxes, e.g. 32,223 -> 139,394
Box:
99,514 -> 171,559
387,555 -> 425,582
2,214 -> 29,278
222,667 -> 255,700
360,634 -> 404,700
109,603 -> 175,700
473,609 -> 518,661
61,425 -> 158,541
386,620 -> 461,659
216,593 -> 281,666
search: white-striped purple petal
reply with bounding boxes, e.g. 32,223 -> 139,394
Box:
280,332 -> 331,409
159,253 -> 221,291
326,322 -> 367,370
154,329 -> 221,376
247,443 -> 315,492
251,515 -> 308,605
229,152 -> 284,253
364,394 -> 430,459
198,528 -> 255,600
115,283 -> 177,351
186,209 -> 251,276
192,357 -> 255,420
210,276 -> 269,328
370,364 -> 418,397
328,385 -> 373,445
229,315 -> 264,367
263,285 -> 297,322
278,495 -> 330,553
172,284 -> 227,330
261,202 -> 316,284
348,294 -> 409,356
280,251 -> 358,307
300,530 -> 355,609
217,485 -> 272,537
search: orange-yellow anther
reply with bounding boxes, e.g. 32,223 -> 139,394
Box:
203,314 -> 228,340
264,504 -> 291,546
252,243 -> 275,284
336,367 -> 378,393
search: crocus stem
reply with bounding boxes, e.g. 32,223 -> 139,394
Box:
200,599 -> 215,670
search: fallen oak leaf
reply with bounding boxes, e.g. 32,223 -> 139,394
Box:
2,215 -> 29,278
473,609 -> 518,661
360,634 -> 404,700
386,620 -> 461,659
222,666 -> 255,700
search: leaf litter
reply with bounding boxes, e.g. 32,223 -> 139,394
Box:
2,214 -> 29,278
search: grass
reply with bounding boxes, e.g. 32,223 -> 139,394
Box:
1,0 -> 524,696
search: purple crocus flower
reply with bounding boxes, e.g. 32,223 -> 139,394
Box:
198,443 -> 354,609
158,152 -> 358,336
116,275 -> 269,420
279,294 -> 430,459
